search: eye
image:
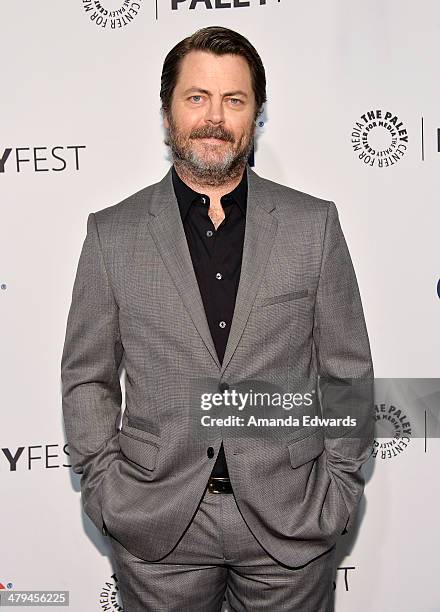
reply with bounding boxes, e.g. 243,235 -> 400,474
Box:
229,98 -> 243,105
190,95 -> 203,103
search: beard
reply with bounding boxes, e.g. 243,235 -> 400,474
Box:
164,111 -> 255,187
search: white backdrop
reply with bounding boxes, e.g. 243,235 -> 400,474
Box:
1,1 -> 439,610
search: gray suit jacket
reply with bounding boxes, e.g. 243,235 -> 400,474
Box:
61,165 -> 374,567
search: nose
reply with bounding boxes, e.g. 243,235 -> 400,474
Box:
204,97 -> 225,125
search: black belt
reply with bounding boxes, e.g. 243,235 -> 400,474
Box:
208,476 -> 233,494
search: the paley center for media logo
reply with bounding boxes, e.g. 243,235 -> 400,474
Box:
372,402 -> 412,460
99,574 -> 124,611
351,109 -> 408,168
81,0 -> 142,29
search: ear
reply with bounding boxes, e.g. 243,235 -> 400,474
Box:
163,110 -> 170,130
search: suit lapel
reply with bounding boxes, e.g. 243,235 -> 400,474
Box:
220,167 -> 278,375
144,165 -> 278,375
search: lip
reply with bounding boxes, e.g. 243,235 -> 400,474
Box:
199,137 -> 227,143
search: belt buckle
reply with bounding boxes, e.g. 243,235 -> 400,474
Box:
208,476 -> 232,494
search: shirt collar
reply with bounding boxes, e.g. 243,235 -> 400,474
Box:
171,164 -> 248,221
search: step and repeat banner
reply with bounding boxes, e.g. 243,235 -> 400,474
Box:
1,1 -> 439,610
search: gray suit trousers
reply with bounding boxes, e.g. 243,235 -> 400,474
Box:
107,484 -> 337,612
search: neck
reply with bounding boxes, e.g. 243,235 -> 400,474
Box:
173,161 -> 246,201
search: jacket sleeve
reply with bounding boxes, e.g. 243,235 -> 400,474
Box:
313,201 -> 374,534
61,212 -> 123,535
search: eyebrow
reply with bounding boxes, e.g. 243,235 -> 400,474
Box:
183,87 -> 249,98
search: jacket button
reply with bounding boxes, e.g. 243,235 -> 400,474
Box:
218,382 -> 229,392
207,447 -> 215,458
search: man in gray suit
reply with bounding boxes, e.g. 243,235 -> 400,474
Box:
61,26 -> 374,611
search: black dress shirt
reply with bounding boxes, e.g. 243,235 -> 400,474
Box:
171,164 -> 248,477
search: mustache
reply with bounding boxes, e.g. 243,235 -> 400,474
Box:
189,127 -> 235,143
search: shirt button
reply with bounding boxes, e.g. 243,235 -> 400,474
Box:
206,230 -> 213,237
219,382 -> 229,392
219,321 -> 226,329
207,447 -> 215,458
216,273 -> 222,280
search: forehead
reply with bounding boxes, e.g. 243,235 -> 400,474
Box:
176,50 -> 253,92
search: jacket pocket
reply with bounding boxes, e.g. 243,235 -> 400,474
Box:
287,428 -> 324,468
257,289 -> 309,307
118,425 -> 160,471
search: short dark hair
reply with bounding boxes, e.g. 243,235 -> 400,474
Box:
160,26 -> 266,121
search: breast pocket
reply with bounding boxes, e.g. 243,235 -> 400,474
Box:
256,289 -> 309,307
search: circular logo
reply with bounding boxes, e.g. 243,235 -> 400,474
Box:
372,403 -> 412,460
82,0 -> 142,29
99,573 -> 124,611
351,110 -> 408,167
